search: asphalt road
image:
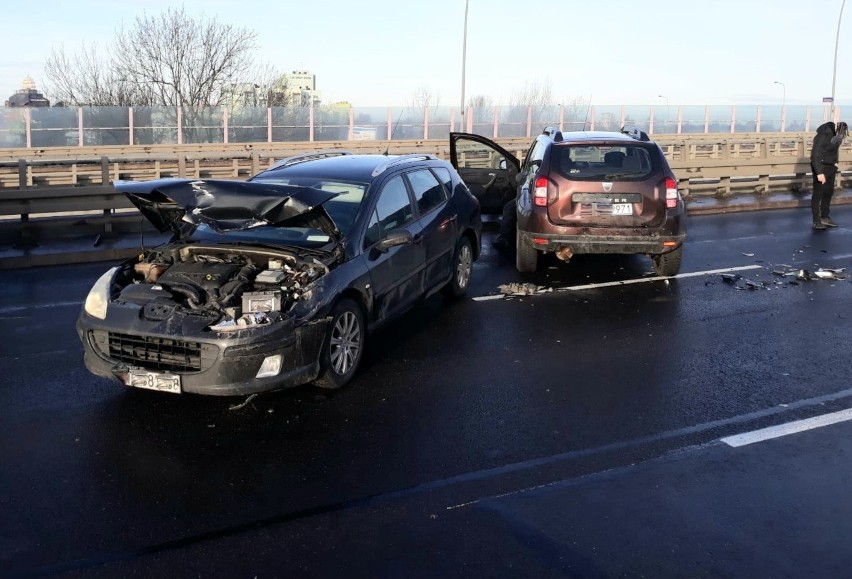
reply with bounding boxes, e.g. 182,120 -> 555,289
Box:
3,206 -> 852,578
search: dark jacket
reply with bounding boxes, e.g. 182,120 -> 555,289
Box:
811,121 -> 841,173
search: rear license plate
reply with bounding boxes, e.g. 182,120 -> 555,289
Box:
127,369 -> 181,394
612,203 -> 633,215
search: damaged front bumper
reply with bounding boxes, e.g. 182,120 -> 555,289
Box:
77,310 -> 329,396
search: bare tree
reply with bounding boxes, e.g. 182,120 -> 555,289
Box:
467,94 -> 494,124
113,6 -> 258,108
561,95 -> 592,131
411,85 -> 440,110
44,44 -> 152,106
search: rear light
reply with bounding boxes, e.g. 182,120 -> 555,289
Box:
663,240 -> 678,247
665,177 -> 679,209
533,177 -> 548,207
533,237 -> 548,245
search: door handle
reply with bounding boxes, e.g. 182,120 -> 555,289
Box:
440,215 -> 458,228
484,173 -> 497,189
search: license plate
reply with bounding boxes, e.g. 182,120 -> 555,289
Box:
612,203 -> 633,215
127,369 -> 182,394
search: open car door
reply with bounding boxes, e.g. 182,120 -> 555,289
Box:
449,133 -> 520,214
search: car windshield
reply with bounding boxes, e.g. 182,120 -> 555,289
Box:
250,177 -> 368,236
551,144 -> 659,181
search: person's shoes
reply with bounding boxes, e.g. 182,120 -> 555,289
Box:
813,221 -> 828,230
822,217 -> 839,227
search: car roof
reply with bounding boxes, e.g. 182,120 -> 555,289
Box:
555,131 -> 654,144
256,154 -> 440,182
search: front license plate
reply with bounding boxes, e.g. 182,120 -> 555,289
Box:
612,203 -> 633,215
127,370 -> 182,394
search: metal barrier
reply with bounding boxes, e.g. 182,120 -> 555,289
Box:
0,133 -> 847,247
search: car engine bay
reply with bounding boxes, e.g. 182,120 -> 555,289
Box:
114,244 -> 331,331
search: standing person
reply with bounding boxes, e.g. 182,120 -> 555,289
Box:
810,121 -> 848,230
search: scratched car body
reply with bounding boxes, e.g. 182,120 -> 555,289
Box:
77,152 -> 481,395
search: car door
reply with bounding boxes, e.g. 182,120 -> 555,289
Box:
403,167 -> 456,292
362,174 -> 426,324
449,132 -> 520,214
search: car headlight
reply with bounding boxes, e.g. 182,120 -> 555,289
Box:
84,267 -> 118,320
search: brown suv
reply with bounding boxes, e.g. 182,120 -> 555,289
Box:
450,127 -> 686,275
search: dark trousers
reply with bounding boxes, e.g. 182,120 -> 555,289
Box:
812,166 -> 837,223
498,197 -> 517,240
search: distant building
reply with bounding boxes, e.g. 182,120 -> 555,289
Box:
284,70 -> 321,107
4,76 -> 50,108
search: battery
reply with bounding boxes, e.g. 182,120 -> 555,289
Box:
242,290 -> 282,313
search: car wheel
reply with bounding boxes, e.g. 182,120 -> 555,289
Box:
444,236 -> 473,298
314,298 -> 365,390
516,230 -> 538,273
652,246 -> 683,277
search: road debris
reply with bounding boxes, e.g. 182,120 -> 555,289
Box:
721,261 -> 848,290
229,392 -> 260,411
498,283 -> 554,296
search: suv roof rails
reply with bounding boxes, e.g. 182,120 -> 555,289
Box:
620,125 -> 650,142
371,154 -> 438,177
264,150 -> 354,172
542,126 -> 564,142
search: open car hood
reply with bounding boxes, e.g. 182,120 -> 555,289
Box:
117,179 -> 341,242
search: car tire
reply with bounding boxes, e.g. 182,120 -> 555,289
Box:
444,236 -> 473,299
516,230 -> 538,273
652,246 -> 683,277
314,298 -> 365,390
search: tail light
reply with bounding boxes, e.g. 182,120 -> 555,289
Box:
665,177 -> 679,208
533,177 -> 558,207
533,177 -> 548,207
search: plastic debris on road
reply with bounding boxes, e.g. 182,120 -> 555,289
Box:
498,283 -> 554,296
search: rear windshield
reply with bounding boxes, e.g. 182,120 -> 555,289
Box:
550,144 -> 660,181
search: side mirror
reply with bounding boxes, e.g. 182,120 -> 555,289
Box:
498,159 -> 508,170
375,229 -> 412,252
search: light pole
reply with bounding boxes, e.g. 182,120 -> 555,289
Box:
773,81 -> 786,109
773,81 -> 786,131
658,94 -> 669,133
831,0 -> 847,121
460,0 -> 469,128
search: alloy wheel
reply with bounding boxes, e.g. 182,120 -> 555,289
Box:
329,311 -> 361,375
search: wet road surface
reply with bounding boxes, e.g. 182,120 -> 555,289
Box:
2,206 -> 852,577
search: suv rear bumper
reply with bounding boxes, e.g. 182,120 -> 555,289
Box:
518,229 -> 686,255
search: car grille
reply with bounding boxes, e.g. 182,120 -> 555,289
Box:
106,332 -> 203,372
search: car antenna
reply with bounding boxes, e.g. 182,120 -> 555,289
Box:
582,95 -> 593,131
383,110 -> 405,156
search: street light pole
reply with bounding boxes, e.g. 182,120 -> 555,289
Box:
773,81 -> 786,109
658,94 -> 669,133
774,81 -> 786,131
460,0 -> 469,129
831,0 -> 847,121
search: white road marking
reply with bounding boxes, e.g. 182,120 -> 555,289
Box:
559,265 -> 762,292
0,300 -> 83,315
473,265 -> 762,301
721,408 -> 852,448
472,294 -> 506,302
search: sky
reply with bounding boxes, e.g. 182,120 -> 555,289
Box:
1,0 -> 850,108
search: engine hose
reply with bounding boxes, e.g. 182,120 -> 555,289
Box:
160,282 -> 206,310
218,262 -> 259,305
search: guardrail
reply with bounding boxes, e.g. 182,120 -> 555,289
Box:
0,133 -> 848,247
